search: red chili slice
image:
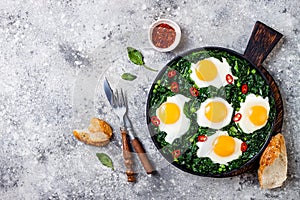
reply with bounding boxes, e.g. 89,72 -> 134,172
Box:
197,135 -> 208,142
226,74 -> 234,84
151,116 -> 160,126
170,82 -> 179,92
172,149 -> 181,158
189,87 -> 199,97
167,70 -> 177,78
233,113 -> 242,122
241,84 -> 248,94
241,142 -> 248,152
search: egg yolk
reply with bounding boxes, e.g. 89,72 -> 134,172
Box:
213,135 -> 235,157
248,105 -> 268,126
196,59 -> 218,81
205,101 -> 228,123
158,102 -> 180,124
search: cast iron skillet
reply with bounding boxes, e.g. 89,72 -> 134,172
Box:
146,21 -> 284,177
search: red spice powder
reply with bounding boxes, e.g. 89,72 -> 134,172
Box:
152,23 -> 176,49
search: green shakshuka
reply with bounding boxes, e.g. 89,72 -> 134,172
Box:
147,49 -> 276,176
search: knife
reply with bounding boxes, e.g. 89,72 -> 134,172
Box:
104,78 -> 155,175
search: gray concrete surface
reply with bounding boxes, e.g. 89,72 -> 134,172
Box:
0,0 -> 299,199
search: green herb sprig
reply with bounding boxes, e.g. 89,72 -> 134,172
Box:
127,47 -> 158,72
96,153 -> 114,170
121,73 -> 137,81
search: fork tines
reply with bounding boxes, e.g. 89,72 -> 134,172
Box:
114,89 -> 127,107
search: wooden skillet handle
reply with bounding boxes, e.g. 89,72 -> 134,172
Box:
131,138 -> 155,174
121,129 -> 135,182
244,21 -> 284,134
244,21 -> 283,67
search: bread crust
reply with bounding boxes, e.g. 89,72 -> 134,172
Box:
73,118 -> 113,147
88,118 -> 113,138
258,133 -> 287,189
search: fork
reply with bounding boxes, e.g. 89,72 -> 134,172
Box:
113,89 -> 155,180
112,89 -> 135,182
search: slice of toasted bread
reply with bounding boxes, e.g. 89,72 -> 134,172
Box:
258,133 -> 287,189
73,118 -> 113,147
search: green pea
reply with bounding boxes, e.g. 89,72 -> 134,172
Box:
153,89 -> 157,93
157,80 -> 161,84
251,69 -> 256,74
190,107 -> 196,113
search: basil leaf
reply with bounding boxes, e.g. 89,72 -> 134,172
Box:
127,47 -> 144,65
183,102 -> 191,118
121,73 -> 137,81
127,47 -> 158,72
96,153 -> 114,170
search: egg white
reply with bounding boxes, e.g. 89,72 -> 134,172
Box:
190,57 -> 235,88
156,94 -> 190,144
237,94 -> 270,133
196,131 -> 243,165
196,97 -> 233,129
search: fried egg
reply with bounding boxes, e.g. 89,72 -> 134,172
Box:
196,131 -> 243,165
196,97 -> 233,129
190,57 -> 235,88
236,94 -> 270,133
156,94 -> 190,144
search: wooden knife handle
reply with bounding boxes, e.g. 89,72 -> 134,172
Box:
131,138 -> 155,174
121,129 -> 135,182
